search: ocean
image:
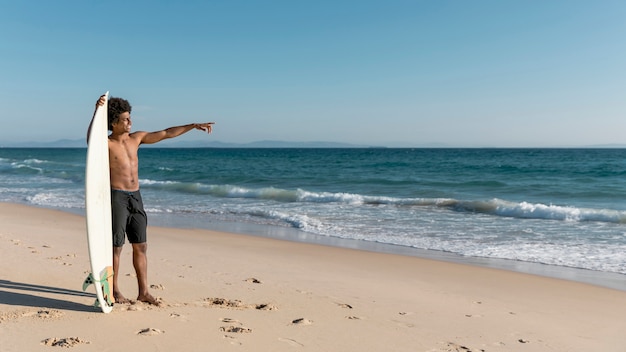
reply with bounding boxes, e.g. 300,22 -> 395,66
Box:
2,147 -> 625,289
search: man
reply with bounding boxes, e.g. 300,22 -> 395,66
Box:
89,94 -> 215,306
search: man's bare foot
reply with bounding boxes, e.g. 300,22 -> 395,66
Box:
114,292 -> 131,304
137,293 -> 162,306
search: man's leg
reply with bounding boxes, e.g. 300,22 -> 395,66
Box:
132,242 -> 160,306
112,246 -> 130,303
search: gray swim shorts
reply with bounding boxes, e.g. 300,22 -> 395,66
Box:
111,189 -> 147,247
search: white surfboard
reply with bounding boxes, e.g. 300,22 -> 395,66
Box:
83,91 -> 114,313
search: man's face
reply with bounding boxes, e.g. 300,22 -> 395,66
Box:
112,112 -> 132,133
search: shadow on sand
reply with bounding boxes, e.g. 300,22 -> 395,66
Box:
0,280 -> 97,313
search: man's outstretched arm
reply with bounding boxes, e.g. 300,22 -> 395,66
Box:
139,122 -> 215,145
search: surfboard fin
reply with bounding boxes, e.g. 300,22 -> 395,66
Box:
82,273 -> 95,291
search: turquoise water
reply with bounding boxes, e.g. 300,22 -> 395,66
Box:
2,147 -> 626,279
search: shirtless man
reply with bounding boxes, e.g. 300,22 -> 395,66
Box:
89,95 -> 214,305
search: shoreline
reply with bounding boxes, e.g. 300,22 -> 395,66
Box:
2,202 -> 626,351
40,204 -> 626,292
163,216 -> 626,292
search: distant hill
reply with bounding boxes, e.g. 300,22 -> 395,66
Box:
0,139 -> 381,148
0,139 -> 87,148
3,139 -> 625,149
158,140 -> 377,148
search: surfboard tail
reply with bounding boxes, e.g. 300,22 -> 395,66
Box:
82,266 -> 115,309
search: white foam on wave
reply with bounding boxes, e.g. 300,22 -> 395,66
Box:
228,202 -> 626,274
141,179 -> 300,201
22,158 -> 46,164
11,162 -> 44,174
265,210 -> 325,231
27,191 -> 83,209
490,199 -> 626,223
296,189 -> 365,204
141,179 -> 626,225
133,181 -> 626,275
460,241 -> 626,274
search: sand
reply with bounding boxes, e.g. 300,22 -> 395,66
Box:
1,202 -> 626,351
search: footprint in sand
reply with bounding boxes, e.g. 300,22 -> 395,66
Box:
202,297 -> 277,311
136,328 -> 165,336
291,318 -> 313,326
221,317 -> 241,324
19,309 -> 64,320
338,302 -> 363,319
1,309 -> 63,322
220,317 -> 252,335
220,326 -> 252,333
220,317 -> 256,332
204,297 -> 246,308
150,284 -> 165,290
254,303 -> 278,311
41,337 -> 90,347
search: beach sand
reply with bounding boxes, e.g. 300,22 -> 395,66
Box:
1,203 -> 625,351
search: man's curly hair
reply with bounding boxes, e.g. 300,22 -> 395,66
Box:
108,97 -> 132,131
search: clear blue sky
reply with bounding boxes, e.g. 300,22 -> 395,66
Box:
1,0 -> 624,147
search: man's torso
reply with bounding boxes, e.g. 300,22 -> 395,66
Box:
108,134 -> 141,191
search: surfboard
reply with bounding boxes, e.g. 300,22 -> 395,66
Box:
83,91 -> 114,313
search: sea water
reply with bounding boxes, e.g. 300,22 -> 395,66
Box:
1,148 -> 625,288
